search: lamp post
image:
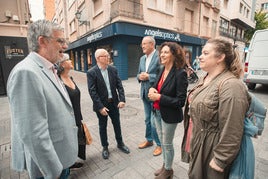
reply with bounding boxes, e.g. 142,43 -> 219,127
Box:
75,9 -> 90,26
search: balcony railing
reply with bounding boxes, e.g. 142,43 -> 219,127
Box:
111,0 -> 143,20
219,27 -> 245,42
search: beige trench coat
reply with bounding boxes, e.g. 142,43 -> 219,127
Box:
181,71 -> 250,179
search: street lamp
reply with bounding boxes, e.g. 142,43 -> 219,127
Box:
75,9 -> 90,26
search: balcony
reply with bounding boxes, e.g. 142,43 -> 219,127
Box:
219,27 -> 245,42
111,0 -> 143,20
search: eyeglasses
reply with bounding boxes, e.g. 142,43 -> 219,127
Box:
99,55 -> 110,59
44,36 -> 68,46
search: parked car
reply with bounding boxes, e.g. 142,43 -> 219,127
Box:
243,29 -> 268,90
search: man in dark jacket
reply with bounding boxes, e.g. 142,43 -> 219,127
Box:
87,48 -> 130,159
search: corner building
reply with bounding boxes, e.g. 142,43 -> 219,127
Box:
52,0 -> 254,80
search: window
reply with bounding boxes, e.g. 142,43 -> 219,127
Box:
203,16 -> 209,36
147,0 -> 173,14
93,0 -> 102,15
184,9 -> 193,33
220,18 -> 229,34
211,20 -> 217,37
237,28 -> 242,39
230,24 -> 236,37
69,20 -> 76,34
148,0 -> 157,9
261,3 -> 268,10
239,3 -> 243,14
166,0 -> 173,13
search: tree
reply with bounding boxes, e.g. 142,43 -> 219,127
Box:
244,10 -> 268,43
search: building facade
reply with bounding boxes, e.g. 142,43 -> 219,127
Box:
52,0 -> 256,80
0,0 -> 31,95
219,0 -> 256,60
256,0 -> 268,12
44,0 -> 55,20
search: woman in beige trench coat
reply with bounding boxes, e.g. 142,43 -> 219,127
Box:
181,38 -> 250,179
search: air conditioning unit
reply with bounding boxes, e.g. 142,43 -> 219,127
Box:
12,15 -> 19,22
5,10 -> 12,18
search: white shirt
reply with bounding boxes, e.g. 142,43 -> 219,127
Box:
145,49 -> 156,72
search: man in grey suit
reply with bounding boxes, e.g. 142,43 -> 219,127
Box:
7,20 -> 78,179
137,36 -> 162,156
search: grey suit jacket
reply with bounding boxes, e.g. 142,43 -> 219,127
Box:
137,51 -> 160,101
7,52 -> 78,179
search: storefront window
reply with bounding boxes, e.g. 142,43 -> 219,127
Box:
87,49 -> 92,69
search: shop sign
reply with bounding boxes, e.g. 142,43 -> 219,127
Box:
4,46 -> 25,59
144,29 -> 181,41
87,32 -> 103,43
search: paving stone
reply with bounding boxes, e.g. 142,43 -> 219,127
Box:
0,71 -> 267,179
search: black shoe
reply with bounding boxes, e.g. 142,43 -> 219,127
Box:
70,162 -> 84,170
102,147 -> 109,159
117,144 -> 130,154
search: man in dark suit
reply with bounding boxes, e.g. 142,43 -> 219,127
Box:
137,36 -> 162,156
87,48 -> 130,159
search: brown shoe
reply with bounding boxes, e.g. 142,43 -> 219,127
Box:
155,169 -> 173,179
153,146 -> 162,156
154,163 -> 164,176
138,141 -> 153,149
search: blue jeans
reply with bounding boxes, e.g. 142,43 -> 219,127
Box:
96,102 -> 123,147
153,110 -> 177,170
36,168 -> 70,179
142,98 -> 161,146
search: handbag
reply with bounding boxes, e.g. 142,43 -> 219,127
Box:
82,122 -> 92,145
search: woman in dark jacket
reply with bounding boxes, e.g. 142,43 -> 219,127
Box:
148,42 -> 188,179
58,53 -> 86,169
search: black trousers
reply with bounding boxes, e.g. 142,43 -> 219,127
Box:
96,102 -> 123,147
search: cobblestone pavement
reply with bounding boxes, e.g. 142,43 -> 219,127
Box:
0,70 -> 267,179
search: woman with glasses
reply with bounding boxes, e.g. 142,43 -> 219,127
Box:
58,53 -> 86,170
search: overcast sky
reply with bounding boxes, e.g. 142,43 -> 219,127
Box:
29,0 -> 44,21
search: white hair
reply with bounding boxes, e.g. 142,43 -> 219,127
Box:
58,53 -> 70,63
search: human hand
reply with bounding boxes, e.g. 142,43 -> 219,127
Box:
118,102 -> 125,108
209,158 -> 224,172
139,72 -> 149,81
99,107 -> 109,116
148,88 -> 160,101
149,87 -> 157,94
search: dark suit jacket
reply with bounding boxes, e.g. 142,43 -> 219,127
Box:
153,65 -> 188,123
87,65 -> 125,112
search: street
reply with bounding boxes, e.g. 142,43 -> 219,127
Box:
0,70 -> 268,179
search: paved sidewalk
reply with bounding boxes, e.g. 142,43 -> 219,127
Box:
1,70 -> 268,179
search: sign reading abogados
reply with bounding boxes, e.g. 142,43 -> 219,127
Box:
4,46 -> 25,59
144,29 -> 181,41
